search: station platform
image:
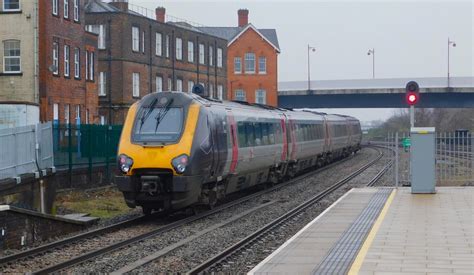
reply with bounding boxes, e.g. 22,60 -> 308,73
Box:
250,187 -> 473,274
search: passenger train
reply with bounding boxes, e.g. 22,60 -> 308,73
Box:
115,91 -> 362,214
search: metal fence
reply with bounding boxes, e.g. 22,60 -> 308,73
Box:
373,132 -> 473,186
53,124 -> 123,184
0,122 -> 54,181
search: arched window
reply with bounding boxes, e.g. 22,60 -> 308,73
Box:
3,40 -> 21,73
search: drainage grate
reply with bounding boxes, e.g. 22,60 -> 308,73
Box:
313,188 -> 393,275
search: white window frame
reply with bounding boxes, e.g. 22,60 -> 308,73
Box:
89,51 -> 94,80
187,41 -> 194,62
176,37 -> 182,60
132,73 -> 140,97
65,104 -> 70,124
209,45 -> 213,66
75,105 -> 81,124
141,31 -> 145,53
199,43 -> 205,65
85,109 -> 89,124
73,0 -> 79,22
167,78 -> 172,91
3,0 -> 20,11
156,76 -> 163,92
99,72 -> 106,96
234,89 -> 246,101
52,0 -> 58,15
259,56 -> 267,74
63,0 -> 69,18
98,25 -> 105,49
100,115 -> 105,125
155,32 -> 162,56
256,89 -> 266,104
85,50 -> 89,80
53,42 -> 59,75
53,103 -> 59,121
217,48 -> 223,68
165,35 -> 170,58
234,57 -> 241,74
3,40 -> 21,73
209,83 -> 214,98
74,47 -> 80,78
64,45 -> 70,77
132,26 -> 139,52
245,53 -> 255,74
176,79 -> 183,92
217,85 -> 223,100
188,80 -> 194,93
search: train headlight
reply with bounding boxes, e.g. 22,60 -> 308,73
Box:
118,154 -> 134,174
172,154 -> 189,174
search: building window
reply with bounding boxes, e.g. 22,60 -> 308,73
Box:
259,56 -> 267,74
3,0 -> 20,11
167,77 -> 172,91
132,26 -> 139,52
85,50 -> 89,80
89,51 -> 94,81
165,35 -> 170,58
234,89 -> 246,101
73,0 -> 79,22
3,40 -> 21,73
53,104 -> 59,122
188,80 -> 194,93
209,83 -> 214,98
99,72 -> 106,96
132,73 -> 140,97
245,53 -> 255,73
100,115 -> 105,125
86,25 -> 106,49
217,48 -> 223,68
209,46 -> 213,66
74,47 -> 80,78
141,31 -> 145,53
217,85 -> 223,100
256,89 -> 266,104
63,0 -> 69,18
64,45 -> 70,77
64,104 -> 70,124
187,41 -> 194,62
156,76 -> 162,92
176,38 -> 182,60
176,79 -> 183,92
234,57 -> 241,74
75,105 -> 81,124
52,42 -> 59,75
199,43 -> 205,64
52,0 -> 58,15
155,32 -> 162,56
85,109 -> 89,124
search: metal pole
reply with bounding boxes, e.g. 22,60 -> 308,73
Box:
307,44 -> 310,91
447,37 -> 450,88
410,105 -> 415,128
372,49 -> 375,79
395,132 -> 399,188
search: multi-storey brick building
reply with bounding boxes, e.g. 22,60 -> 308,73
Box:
0,0 -> 99,128
199,9 -> 280,106
85,0 -> 228,124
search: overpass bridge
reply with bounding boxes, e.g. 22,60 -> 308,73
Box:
277,77 -> 474,108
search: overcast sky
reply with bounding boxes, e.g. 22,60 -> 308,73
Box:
128,0 -> 473,121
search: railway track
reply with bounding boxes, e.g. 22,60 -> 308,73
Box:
1,148 -> 377,274
187,148 -> 386,274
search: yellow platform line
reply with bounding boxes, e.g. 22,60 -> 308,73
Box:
348,189 -> 397,275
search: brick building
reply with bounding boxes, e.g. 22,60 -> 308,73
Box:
85,0 -> 228,124
0,0 -> 99,127
199,9 -> 280,106
39,0 -> 99,124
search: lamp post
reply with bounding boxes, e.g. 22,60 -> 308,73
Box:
447,38 -> 456,88
307,44 -> 316,91
367,48 -> 375,79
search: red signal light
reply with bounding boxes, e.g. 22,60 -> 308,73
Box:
406,92 -> 419,106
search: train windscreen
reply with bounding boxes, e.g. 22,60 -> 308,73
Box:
132,107 -> 184,143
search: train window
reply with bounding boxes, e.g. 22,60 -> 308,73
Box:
237,121 -> 247,148
262,123 -> 269,145
269,123 -> 276,144
245,122 -> 255,147
254,122 -> 262,146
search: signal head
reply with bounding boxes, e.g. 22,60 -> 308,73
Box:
405,81 -> 419,93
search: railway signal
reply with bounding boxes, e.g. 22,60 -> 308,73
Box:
405,81 -> 419,127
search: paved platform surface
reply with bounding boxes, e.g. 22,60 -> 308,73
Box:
250,187 -> 474,275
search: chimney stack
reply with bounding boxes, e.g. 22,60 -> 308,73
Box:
109,0 -> 129,12
238,9 -> 249,27
156,7 -> 166,23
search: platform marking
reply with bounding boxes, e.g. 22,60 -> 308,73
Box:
347,188 -> 396,275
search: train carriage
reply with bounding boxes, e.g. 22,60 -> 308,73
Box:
116,91 -> 361,214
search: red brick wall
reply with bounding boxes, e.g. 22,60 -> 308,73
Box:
227,28 -> 279,106
39,0 -> 99,124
